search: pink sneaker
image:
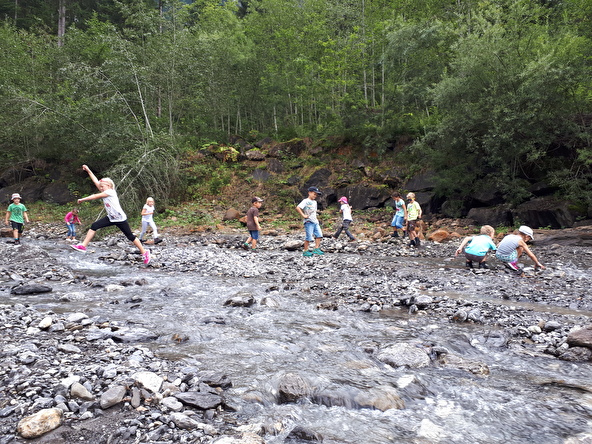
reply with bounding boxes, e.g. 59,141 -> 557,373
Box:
71,244 -> 87,253
504,261 -> 520,271
142,250 -> 151,265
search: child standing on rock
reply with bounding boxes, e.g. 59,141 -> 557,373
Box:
139,197 -> 162,244
243,197 -> 263,251
71,165 -> 150,265
5,193 -> 29,245
406,192 -> 422,247
332,196 -> 356,242
496,225 -> 545,272
455,225 -> 497,269
296,187 -> 324,257
64,208 -> 82,242
390,192 -> 407,238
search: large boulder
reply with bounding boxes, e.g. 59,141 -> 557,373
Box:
512,197 -> 576,229
42,181 -> 75,204
467,205 -> 512,227
337,184 -> 391,210
404,171 -> 436,192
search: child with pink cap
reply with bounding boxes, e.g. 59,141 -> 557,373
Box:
332,196 -> 356,242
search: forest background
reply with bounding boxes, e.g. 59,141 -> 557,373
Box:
1,0 -> 591,226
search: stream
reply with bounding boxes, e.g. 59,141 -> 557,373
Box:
5,240 -> 592,444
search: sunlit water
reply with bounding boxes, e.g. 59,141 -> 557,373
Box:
5,241 -> 592,444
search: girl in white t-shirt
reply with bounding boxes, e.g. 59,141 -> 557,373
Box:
70,165 -> 151,265
332,196 -> 356,242
139,197 -> 161,244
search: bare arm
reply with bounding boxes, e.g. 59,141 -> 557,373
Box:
24,211 -> 29,223
254,215 -> 260,230
5,210 -> 10,225
296,206 -> 308,219
82,165 -> 101,190
455,236 -> 471,256
520,240 -> 546,269
77,192 -> 109,204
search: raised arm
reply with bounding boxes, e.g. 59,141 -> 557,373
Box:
82,165 -> 101,190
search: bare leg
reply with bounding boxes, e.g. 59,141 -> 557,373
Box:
252,239 -> 258,249
80,229 -> 96,247
314,238 -> 321,249
304,240 -> 310,251
132,237 -> 146,254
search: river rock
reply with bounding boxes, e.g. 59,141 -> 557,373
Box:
70,382 -> 94,401
168,412 -> 201,430
11,284 -> 52,295
436,353 -> 490,376
224,292 -> 256,307
559,346 -> 592,362
38,316 -> 53,329
100,385 -> 127,409
133,371 -> 163,393
212,432 -> 265,444
283,240 -> 303,251
277,373 -> 311,403
354,385 -> 405,411
17,408 -> 63,438
161,396 -> 184,411
174,392 -> 223,410
377,343 -> 431,368
566,325 -> 592,348
285,426 -> 323,442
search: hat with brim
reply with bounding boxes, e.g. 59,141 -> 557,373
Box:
11,193 -> 21,201
518,225 -> 534,240
308,186 -> 322,195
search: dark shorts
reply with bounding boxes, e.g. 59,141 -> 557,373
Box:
10,221 -> 24,233
465,253 -> 486,262
90,216 -> 136,242
249,230 -> 259,240
407,220 -> 418,231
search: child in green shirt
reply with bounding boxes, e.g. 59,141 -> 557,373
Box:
5,193 -> 29,245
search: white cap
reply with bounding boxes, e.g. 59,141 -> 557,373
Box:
518,225 -> 534,240
11,193 -> 21,201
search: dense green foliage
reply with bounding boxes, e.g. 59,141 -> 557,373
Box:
0,0 -> 591,212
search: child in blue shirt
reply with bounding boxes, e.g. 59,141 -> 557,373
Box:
455,225 -> 497,269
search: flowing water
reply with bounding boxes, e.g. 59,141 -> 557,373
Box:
7,241 -> 592,444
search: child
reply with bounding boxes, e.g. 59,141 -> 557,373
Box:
64,208 -> 82,241
495,225 -> 545,272
243,197 -> 263,251
71,165 -> 150,265
390,192 -> 407,238
5,193 -> 29,245
139,197 -> 162,244
455,225 -> 497,269
332,196 -> 356,241
296,186 -> 324,257
406,192 -> 422,247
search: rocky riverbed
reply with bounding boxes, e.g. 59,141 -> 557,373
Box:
1,223 -> 592,443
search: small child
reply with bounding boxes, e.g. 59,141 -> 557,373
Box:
406,192 -> 422,247
390,192 -> 407,238
5,193 -> 29,245
332,196 -> 356,241
496,225 -> 545,272
139,197 -> 162,244
243,197 -> 263,251
64,208 -> 82,241
296,186 -> 324,257
455,225 -> 497,269
71,165 -> 150,265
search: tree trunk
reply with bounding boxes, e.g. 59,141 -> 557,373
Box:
57,0 -> 66,47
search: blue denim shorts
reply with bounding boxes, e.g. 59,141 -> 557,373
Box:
249,230 -> 259,240
391,214 -> 405,228
304,221 -> 323,241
